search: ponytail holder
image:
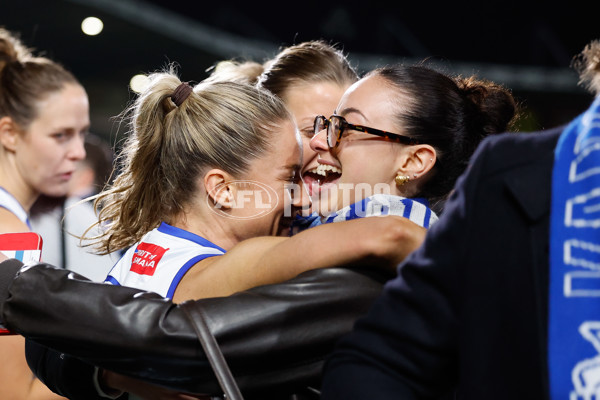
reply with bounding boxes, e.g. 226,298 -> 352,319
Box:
171,82 -> 193,107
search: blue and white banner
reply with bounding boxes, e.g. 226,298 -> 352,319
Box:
549,96 -> 600,400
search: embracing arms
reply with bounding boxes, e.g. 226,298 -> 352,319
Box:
175,215 -> 426,302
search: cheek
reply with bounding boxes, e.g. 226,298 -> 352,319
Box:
339,155 -> 369,184
341,149 -> 394,185
301,138 -> 314,168
23,136 -> 56,163
274,185 -> 290,216
251,181 -> 286,230
16,141 -> 44,175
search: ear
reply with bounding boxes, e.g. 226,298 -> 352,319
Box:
396,144 -> 437,179
0,116 -> 20,152
204,168 -> 236,210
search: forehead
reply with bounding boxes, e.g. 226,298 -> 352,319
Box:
336,75 -> 398,119
284,81 -> 349,121
31,84 -> 89,128
285,81 -> 348,108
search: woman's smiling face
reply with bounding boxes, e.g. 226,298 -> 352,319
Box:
309,75 -> 414,215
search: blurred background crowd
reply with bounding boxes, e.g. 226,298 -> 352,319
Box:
4,0 -> 598,149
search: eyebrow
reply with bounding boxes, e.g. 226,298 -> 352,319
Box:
337,107 -> 368,121
50,124 -> 91,132
299,116 -> 317,126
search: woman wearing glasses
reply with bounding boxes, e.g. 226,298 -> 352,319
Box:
305,64 -> 517,226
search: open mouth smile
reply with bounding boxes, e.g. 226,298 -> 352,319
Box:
302,164 -> 342,196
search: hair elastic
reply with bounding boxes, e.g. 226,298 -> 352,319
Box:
171,82 -> 193,107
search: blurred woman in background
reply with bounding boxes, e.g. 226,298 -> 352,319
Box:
0,27 -> 87,400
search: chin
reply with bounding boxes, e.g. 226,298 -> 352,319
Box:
40,185 -> 69,199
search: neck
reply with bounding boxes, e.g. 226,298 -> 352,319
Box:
170,207 -> 239,251
0,160 -> 38,213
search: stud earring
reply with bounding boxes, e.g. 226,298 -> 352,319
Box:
395,174 -> 410,186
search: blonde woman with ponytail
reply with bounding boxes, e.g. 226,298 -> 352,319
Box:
88,70 -> 311,301
0,28 -> 87,400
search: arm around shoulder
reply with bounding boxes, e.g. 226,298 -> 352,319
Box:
175,217 -> 420,302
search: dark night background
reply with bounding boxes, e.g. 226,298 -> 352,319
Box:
3,0 -> 598,146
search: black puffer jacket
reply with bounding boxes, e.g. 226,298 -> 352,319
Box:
0,259 -> 388,399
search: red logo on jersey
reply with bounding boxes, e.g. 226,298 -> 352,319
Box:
130,242 -> 169,276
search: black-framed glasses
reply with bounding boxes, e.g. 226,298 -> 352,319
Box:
313,114 -> 419,149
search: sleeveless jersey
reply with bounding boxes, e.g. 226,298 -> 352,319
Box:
105,222 -> 225,299
0,187 -> 31,229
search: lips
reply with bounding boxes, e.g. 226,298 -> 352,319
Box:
58,171 -> 74,181
303,162 -> 342,197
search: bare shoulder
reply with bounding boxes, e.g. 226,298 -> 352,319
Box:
0,208 -> 29,233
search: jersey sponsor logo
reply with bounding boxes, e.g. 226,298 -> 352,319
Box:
130,242 -> 169,276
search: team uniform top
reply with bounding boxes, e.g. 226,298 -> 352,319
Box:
105,222 -> 226,299
0,187 -> 31,229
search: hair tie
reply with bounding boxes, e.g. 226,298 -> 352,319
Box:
171,82 -> 193,107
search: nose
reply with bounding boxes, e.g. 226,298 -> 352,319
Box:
69,134 -> 87,161
309,128 -> 329,153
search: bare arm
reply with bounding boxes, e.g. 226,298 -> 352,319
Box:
0,336 -> 67,400
174,216 -> 426,302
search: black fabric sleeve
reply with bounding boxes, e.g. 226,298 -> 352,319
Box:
0,258 -> 24,307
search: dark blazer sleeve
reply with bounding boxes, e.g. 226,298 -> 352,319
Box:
0,259 -> 387,397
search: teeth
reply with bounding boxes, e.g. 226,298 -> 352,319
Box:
309,164 -> 342,177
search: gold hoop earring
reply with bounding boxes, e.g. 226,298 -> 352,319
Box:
395,174 -> 410,186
